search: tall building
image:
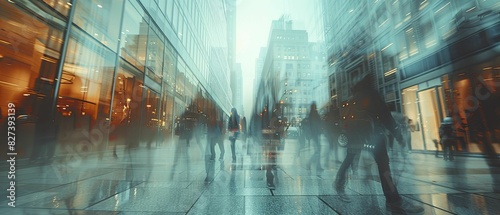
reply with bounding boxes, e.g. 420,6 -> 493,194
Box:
0,0 -> 233,159
231,63 -> 244,115
256,16 -> 327,123
322,0 -> 500,153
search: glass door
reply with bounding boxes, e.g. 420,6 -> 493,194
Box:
417,87 -> 445,150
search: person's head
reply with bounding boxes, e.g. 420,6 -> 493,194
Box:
231,108 -> 238,116
310,102 -> 317,111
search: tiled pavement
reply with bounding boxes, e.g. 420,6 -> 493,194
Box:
1,136 -> 499,214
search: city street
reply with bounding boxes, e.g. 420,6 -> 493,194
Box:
1,136 -> 499,214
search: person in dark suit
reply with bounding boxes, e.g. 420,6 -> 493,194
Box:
333,74 -> 423,214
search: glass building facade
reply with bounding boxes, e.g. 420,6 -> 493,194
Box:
0,0 -> 233,160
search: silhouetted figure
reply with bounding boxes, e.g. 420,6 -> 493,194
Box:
390,112 -> 411,158
228,108 -> 240,162
300,117 -> 311,146
306,102 -> 324,173
334,74 -> 424,214
248,111 -> 263,169
439,117 -> 457,161
178,111 -> 197,146
324,107 -> 342,165
208,117 -> 223,161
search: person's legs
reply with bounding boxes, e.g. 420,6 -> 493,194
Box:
335,151 -> 357,191
218,138 -> 225,160
210,137 -> 216,160
313,135 -> 322,171
372,133 -> 401,203
230,139 -> 236,161
449,140 -> 456,160
442,139 -> 451,161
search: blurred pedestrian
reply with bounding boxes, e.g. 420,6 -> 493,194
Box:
228,108 -> 240,162
208,117 -> 223,161
333,74 -> 423,214
324,106 -> 342,165
439,116 -> 456,161
306,102 -> 324,172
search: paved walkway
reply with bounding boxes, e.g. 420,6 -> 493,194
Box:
1,136 -> 499,214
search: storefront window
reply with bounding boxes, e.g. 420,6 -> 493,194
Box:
402,86 -> 425,150
451,61 -> 500,153
142,89 -> 160,146
58,27 -> 116,147
0,1 -> 65,159
161,84 -> 175,137
418,87 -> 443,150
73,0 -> 124,50
110,60 -> 144,145
119,0 -> 148,72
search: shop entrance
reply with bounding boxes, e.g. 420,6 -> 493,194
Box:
417,87 -> 446,150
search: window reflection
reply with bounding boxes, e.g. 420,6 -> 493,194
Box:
111,61 -> 144,136
73,0 -> 124,50
146,26 -> 164,83
58,27 -> 116,147
119,0 -> 148,72
42,0 -> 71,16
0,0 -> 65,159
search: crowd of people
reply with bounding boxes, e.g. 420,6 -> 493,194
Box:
170,74 -> 497,214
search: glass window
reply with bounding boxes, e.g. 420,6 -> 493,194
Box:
43,0 -> 71,16
146,26 -> 164,83
73,0 -> 124,50
406,27 -> 419,56
58,27 -> 116,149
0,1 -> 65,159
173,3 -> 179,31
110,60 -> 144,143
434,2 -> 456,40
397,31 -> 408,61
142,89 -> 160,146
119,0 -> 148,72
421,20 -> 437,48
478,0 -> 500,9
164,42 -> 177,93
402,86 -> 424,150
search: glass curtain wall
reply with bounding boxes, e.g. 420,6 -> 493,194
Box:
0,0 -> 222,157
109,60 -> 144,148
58,27 -> 116,152
160,42 -> 177,138
0,1 -> 66,159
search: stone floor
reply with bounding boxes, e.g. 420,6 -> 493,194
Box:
1,136 -> 499,214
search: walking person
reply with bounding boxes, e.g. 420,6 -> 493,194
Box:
208,117 -> 223,161
439,117 -> 457,161
228,108 -> 240,162
324,106 -> 342,166
333,74 -> 424,214
306,102 -> 324,173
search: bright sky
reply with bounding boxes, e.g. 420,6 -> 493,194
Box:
235,0 -> 315,116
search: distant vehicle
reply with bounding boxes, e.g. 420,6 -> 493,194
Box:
286,127 -> 299,139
